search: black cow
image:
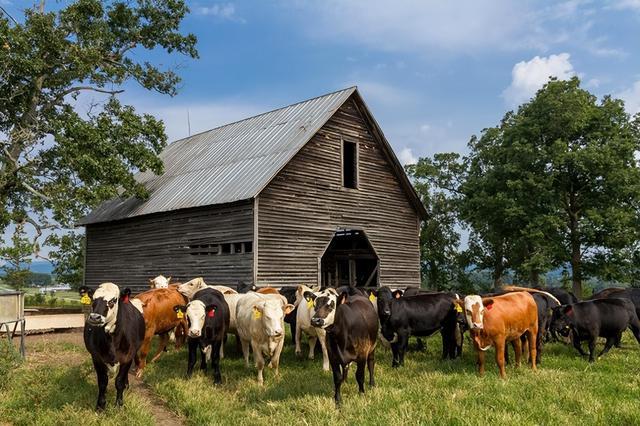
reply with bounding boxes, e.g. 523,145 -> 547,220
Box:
551,298 -> 640,362
84,283 -> 145,411
377,286 -> 461,367
174,288 -> 230,384
313,292 -> 377,407
277,286 -> 300,347
538,287 -> 579,305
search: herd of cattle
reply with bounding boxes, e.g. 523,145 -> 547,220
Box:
80,277 -> 640,410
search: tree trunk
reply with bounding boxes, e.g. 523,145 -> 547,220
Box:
571,238 -> 582,298
492,258 -> 503,291
529,269 -> 540,287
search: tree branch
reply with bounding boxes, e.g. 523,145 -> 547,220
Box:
21,181 -> 51,202
43,86 -> 125,112
0,6 -> 18,25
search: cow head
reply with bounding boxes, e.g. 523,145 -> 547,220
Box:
177,277 -> 208,299
310,288 -> 339,328
376,286 -> 396,319
462,295 -> 493,330
87,283 -> 120,333
253,298 -> 295,338
149,275 -> 171,289
183,300 -> 218,338
550,305 -> 574,337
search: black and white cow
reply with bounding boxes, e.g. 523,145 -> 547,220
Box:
174,288 -> 230,384
84,283 -> 145,411
311,291 -> 378,407
376,286 -> 461,367
551,298 -> 640,362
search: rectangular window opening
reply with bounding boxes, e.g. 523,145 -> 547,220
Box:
244,241 -> 253,253
343,140 -> 357,189
221,243 -> 231,254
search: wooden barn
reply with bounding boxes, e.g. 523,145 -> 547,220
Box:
79,87 -> 427,292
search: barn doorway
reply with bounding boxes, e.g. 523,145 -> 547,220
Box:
320,229 -> 379,288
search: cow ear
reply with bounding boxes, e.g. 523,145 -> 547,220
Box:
483,299 -> 494,310
173,304 -> 186,313
338,292 -> 349,305
393,290 -> 403,299
564,305 -> 573,315
453,299 -> 464,312
283,303 -> 295,315
167,276 -> 172,283
205,304 -> 217,318
370,289 -> 378,297
303,291 -> 317,302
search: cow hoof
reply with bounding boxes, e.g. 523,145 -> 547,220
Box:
295,351 -> 302,358
135,370 -> 143,379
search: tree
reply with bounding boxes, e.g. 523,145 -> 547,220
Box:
0,1 -> 198,278
407,153 -> 466,290
475,77 -> 640,296
0,221 -> 32,290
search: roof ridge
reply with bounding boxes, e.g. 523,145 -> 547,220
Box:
170,86 -> 357,145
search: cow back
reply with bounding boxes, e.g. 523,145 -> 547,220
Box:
135,288 -> 188,335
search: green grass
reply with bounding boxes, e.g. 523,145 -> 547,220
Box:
3,332 -> 640,425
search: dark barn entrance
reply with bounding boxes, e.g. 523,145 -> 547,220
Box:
320,230 -> 379,288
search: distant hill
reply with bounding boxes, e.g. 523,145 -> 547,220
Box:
29,260 -> 54,274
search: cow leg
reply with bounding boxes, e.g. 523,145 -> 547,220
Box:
135,329 -> 154,378
150,332 -> 170,364
527,330 -> 537,371
331,362 -> 344,407
397,332 -> 409,366
367,351 -> 375,387
587,338 -> 597,363
391,341 -> 401,368
251,340 -> 265,385
628,317 -> 640,345
92,359 -> 108,411
240,338 -> 251,368
512,338 -> 522,367
295,323 -> 303,357
355,361 -> 366,394
495,339 -> 507,379
211,340 -> 223,384
186,339 -> 198,378
571,331 -> 587,356
476,348 -> 485,377
319,334 -> 330,372
416,338 -> 425,351
503,344 -> 510,366
115,360 -> 132,407
269,339 -> 285,377
308,335 -> 317,360
599,337 -> 616,358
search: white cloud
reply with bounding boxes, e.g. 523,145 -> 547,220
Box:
502,53 -> 576,107
617,81 -> 640,115
398,148 -> 418,165
353,81 -> 419,108
196,3 -> 245,22
611,0 -> 640,10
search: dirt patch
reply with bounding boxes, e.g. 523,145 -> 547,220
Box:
130,378 -> 185,426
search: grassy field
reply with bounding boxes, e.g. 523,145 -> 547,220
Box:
2,330 -> 640,425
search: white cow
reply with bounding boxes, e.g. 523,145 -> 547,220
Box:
295,285 -> 330,371
236,292 -> 294,385
177,277 -> 237,300
149,275 -> 171,289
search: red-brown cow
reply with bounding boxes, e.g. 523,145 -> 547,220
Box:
133,285 -> 188,377
455,291 -> 538,378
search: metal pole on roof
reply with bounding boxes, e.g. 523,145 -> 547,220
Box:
187,108 -> 191,136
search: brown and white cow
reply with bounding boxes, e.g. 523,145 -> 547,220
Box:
133,286 -> 188,377
456,291 -> 538,378
235,292 -> 294,384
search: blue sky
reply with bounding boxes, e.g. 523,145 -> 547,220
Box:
3,0 -> 640,259
118,0 -> 640,165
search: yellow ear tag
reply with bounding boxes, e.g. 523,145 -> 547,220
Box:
306,300 -> 314,310
455,305 -> 463,313
369,294 -> 377,303
80,294 -> 92,305
176,311 -> 184,319
253,309 -> 262,320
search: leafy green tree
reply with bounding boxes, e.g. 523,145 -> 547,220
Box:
496,78 -> 640,296
0,221 -> 32,290
0,1 -> 198,279
407,153 -> 466,290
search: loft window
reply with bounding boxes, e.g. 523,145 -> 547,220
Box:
342,140 -> 358,189
233,243 -> 243,254
244,241 -> 253,253
220,243 -> 231,254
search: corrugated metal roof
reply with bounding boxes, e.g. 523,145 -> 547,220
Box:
78,87 -> 357,225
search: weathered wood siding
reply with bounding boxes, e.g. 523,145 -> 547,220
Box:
84,200 -> 254,292
256,97 -> 421,287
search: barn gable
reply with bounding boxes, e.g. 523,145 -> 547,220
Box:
78,87 -> 425,225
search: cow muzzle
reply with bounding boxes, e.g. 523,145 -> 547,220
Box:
269,329 -> 283,338
470,322 -> 483,330
87,313 -> 106,326
311,318 -> 324,327
189,329 -> 201,338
